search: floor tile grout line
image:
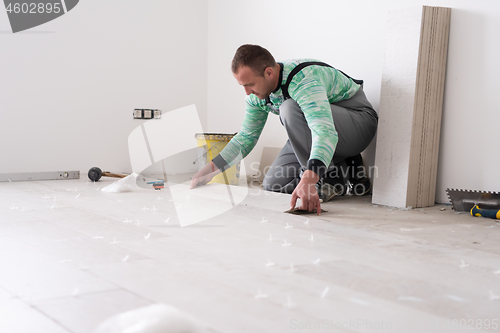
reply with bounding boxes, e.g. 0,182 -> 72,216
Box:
81,267 -> 245,333
29,288 -> 125,305
80,262 -> 158,304
6,207 -> 169,245
29,303 -> 76,333
28,286 -> 155,332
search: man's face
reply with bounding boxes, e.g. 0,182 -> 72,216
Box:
233,66 -> 274,100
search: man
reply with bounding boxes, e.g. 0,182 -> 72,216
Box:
190,44 -> 378,214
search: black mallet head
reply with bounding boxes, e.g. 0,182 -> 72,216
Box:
88,167 -> 103,182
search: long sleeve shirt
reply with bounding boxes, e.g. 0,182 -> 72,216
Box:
212,59 -> 360,177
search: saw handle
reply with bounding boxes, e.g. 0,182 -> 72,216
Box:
470,205 -> 500,219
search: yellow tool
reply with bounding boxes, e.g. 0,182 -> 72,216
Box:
470,205 -> 500,219
447,189 -> 500,219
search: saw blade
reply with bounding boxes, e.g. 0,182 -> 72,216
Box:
446,188 -> 500,212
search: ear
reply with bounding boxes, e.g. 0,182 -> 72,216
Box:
264,67 -> 273,78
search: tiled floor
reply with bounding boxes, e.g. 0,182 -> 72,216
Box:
1,178 -> 499,332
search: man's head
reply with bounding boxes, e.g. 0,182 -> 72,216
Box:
232,44 -> 280,99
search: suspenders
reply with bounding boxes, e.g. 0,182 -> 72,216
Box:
265,61 -> 363,110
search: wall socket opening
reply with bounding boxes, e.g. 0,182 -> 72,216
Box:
133,109 -> 161,119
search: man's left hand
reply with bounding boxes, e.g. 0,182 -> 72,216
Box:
290,170 -> 321,215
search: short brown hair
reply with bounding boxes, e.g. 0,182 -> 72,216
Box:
231,44 -> 277,76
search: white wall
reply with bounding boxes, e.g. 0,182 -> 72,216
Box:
0,0 -> 208,176
207,0 -> 500,203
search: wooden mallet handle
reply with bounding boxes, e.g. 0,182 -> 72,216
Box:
102,172 -> 127,178
88,167 -> 128,182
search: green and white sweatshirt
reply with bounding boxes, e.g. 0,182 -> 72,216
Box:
212,59 -> 360,177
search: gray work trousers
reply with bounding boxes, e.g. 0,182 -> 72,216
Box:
262,87 -> 378,194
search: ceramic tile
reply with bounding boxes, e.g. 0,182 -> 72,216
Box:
0,178 -> 499,333
0,239 -> 119,302
34,289 -> 153,333
0,299 -> 70,333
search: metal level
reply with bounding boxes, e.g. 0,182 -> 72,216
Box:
0,171 -> 80,182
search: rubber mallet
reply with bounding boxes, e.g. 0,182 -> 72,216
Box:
88,167 -> 127,182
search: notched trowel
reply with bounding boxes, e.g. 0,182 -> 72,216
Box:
446,188 -> 500,219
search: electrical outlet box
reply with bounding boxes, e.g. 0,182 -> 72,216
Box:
133,109 -> 142,119
133,109 -> 161,119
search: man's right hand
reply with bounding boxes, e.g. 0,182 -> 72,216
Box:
289,170 -> 322,215
190,161 -> 220,189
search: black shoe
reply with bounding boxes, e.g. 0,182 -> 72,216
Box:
349,177 -> 372,196
319,162 -> 348,202
344,154 -> 372,196
320,182 -> 347,202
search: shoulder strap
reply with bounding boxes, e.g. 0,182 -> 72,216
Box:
282,61 -> 364,100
